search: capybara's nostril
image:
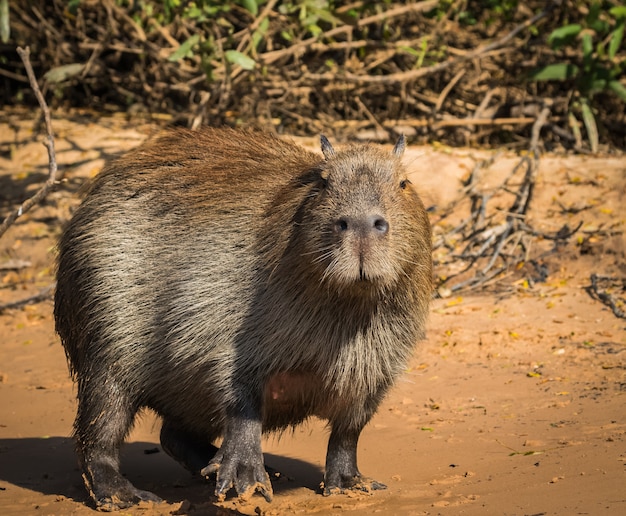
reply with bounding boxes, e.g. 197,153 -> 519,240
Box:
335,216 -> 388,235
372,216 -> 389,235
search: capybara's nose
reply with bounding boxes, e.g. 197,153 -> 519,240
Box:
334,214 -> 389,237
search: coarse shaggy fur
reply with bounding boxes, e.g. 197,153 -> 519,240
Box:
54,127 -> 432,509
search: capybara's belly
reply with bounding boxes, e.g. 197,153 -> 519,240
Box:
262,371 -> 331,428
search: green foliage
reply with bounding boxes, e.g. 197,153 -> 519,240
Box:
0,0 -> 10,43
430,0 -> 519,25
278,1 -> 342,40
5,0 -> 625,149
529,2 -> 626,151
224,49 -> 256,70
535,6 -> 625,101
116,1 -> 345,73
530,1 -> 626,152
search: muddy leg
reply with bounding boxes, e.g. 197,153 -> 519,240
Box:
200,403 -> 272,502
75,378 -> 161,511
323,422 -> 387,495
160,421 -> 219,474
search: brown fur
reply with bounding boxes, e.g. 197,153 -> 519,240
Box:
54,127 -> 432,509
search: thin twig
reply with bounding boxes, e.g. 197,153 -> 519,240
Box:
439,105 -> 551,293
0,283 -> 56,314
0,260 -> 32,271
331,116 -> 541,130
585,274 -> 626,320
304,8 -> 551,84
261,0 -> 438,64
0,47 -> 59,239
435,69 -> 466,113
354,96 -> 387,136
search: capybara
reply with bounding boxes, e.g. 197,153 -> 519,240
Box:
54,127 -> 432,510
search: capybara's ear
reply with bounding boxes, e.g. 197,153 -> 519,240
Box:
392,134 -> 406,157
321,135 -> 336,160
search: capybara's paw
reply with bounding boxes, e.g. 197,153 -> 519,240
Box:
84,464 -> 162,512
201,452 -> 273,503
92,485 -> 161,512
322,475 -> 387,496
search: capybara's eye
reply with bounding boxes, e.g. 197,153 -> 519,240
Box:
400,179 -> 411,190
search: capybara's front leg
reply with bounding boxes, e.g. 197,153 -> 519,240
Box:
201,415 -> 272,502
323,424 -> 387,496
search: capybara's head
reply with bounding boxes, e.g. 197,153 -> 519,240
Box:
297,136 -> 431,293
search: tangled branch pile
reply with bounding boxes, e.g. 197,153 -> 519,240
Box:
2,0 -> 625,150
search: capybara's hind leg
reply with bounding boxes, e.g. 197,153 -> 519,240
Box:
75,379 -> 161,511
160,420 -> 219,474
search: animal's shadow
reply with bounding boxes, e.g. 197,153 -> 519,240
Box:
0,437 -> 323,511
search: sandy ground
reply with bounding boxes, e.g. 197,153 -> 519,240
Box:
0,112 -> 625,515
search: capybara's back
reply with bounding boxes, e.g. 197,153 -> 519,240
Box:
54,127 -> 432,510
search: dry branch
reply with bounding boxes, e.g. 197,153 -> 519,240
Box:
304,8 -> 551,85
434,107 -> 552,294
260,1 -> 438,65
332,117 -> 540,131
0,283 -> 56,314
0,46 -> 59,239
0,259 -> 32,270
585,275 -> 626,320
0,47 -> 60,312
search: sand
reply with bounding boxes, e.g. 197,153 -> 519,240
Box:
1,112 -> 624,515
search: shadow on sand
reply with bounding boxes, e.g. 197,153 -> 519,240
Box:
0,436 -> 323,512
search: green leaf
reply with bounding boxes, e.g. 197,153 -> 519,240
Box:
240,0 -> 258,16
590,78 -> 608,93
312,7 -> 343,26
586,2 -> 602,28
1,0 -> 11,43
529,63 -> 579,82
224,50 -> 256,70
398,45 -> 421,58
580,98 -> 599,153
608,80 -> 626,101
610,6 -> 626,20
168,34 -> 200,62
252,17 -> 269,49
581,33 -> 594,70
307,23 -> 323,37
186,6 -> 204,19
548,24 -> 581,49
609,21 -> 624,60
67,0 -> 81,15
43,63 -> 85,83
588,18 -> 609,35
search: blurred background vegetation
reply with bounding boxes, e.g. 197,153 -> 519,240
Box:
1,0 -> 624,150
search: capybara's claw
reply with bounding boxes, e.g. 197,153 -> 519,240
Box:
200,461 -> 220,477
322,476 -> 387,496
93,486 -> 161,511
208,453 -> 273,503
235,480 -> 273,503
